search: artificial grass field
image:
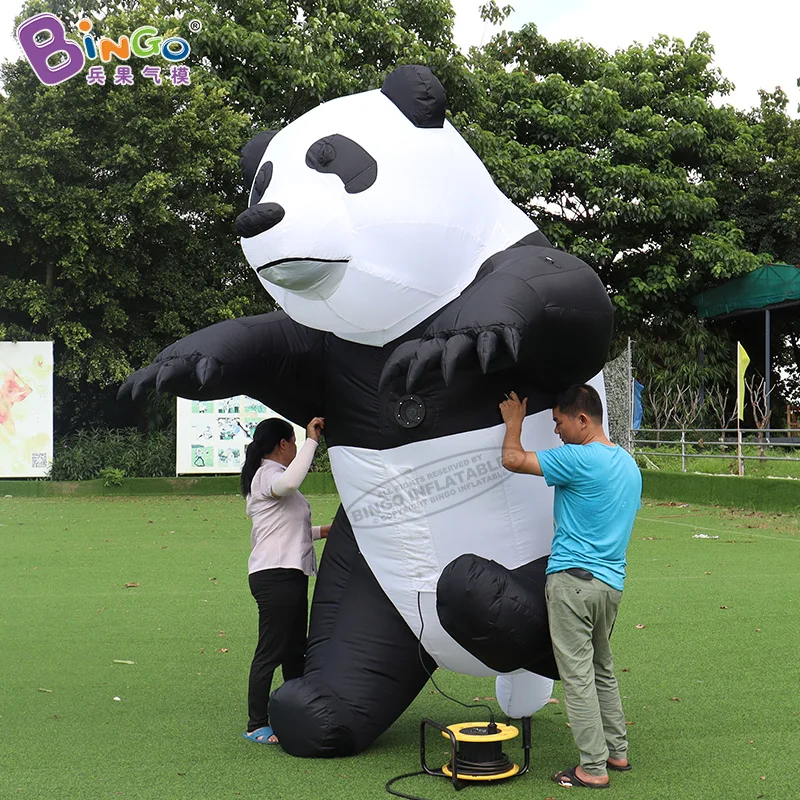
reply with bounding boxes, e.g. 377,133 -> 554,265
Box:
1,494 -> 798,800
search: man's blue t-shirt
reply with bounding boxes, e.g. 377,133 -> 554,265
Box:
537,442 -> 642,591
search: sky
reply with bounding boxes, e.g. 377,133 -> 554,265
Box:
2,0 -> 800,114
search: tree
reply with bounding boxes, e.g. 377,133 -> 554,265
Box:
724,89 -> 800,264
715,89 -> 800,413
0,0 -> 259,432
164,0 -> 471,129
459,27 -> 765,384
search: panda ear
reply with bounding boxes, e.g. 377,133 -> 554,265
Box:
241,130 -> 278,187
380,65 -> 446,129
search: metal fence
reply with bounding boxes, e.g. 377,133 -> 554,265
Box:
632,428 -> 800,474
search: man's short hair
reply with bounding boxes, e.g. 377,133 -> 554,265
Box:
554,384 -> 604,423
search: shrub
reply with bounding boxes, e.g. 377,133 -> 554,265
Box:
48,428 -> 334,481
49,429 -> 175,480
97,467 -> 126,486
310,437 -> 331,472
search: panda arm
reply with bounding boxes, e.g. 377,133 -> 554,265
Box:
118,311 -> 325,424
380,246 -> 614,392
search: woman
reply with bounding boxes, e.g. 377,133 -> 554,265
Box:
240,416 -> 330,744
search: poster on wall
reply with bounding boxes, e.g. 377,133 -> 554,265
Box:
175,396 -> 306,475
0,341 -> 54,478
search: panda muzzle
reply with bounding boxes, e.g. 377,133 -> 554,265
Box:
257,258 -> 349,299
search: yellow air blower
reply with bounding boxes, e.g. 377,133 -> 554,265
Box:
385,717 -> 532,798
435,721 -> 524,782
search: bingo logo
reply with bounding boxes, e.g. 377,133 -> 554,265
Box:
16,13 -> 194,86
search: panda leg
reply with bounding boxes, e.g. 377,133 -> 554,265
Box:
436,553 -> 558,679
495,671 -> 554,719
269,505 -> 436,757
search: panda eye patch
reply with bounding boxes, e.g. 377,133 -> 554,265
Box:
249,161 -> 273,207
305,134 -> 377,194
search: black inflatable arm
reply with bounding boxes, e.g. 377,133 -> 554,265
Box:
380,246 -> 614,392
118,311 -> 326,425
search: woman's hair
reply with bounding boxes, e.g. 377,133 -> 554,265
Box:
240,418 -> 295,497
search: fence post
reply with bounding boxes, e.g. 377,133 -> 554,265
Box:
681,430 -> 686,473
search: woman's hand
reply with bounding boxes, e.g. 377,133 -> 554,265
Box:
306,416 -> 325,442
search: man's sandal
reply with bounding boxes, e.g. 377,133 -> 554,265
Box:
552,766 -> 610,789
607,760 -> 632,772
242,725 -> 278,744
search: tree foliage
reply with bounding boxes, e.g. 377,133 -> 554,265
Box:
726,89 -> 800,264
164,0 -> 468,128
466,30 -> 766,320
716,89 -> 800,410
458,27 -> 769,409
0,0 -> 265,430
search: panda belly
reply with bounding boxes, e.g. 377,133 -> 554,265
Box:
328,409 -> 561,676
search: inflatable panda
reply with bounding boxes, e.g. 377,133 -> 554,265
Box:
120,65 -> 614,757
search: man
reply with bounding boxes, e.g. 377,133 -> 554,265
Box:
499,384 -> 641,789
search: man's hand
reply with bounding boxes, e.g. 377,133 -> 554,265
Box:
306,417 -> 325,442
499,391 -> 543,476
499,391 -> 527,428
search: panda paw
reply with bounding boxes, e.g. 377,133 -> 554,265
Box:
117,354 -> 224,402
379,324 -> 522,392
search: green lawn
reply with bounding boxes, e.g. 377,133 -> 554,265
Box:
1,494 -> 797,800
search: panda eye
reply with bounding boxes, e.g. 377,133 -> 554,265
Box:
305,134 -> 377,194
249,161 -> 273,207
314,143 -> 336,166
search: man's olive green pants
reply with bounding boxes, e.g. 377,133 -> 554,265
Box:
545,571 -> 629,777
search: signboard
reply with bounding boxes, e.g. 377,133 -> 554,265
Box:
0,341 -> 54,478
175,395 -> 305,475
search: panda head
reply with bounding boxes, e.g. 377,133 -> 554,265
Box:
236,65 -> 535,346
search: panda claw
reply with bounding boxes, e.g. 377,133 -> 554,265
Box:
378,360 -> 405,393
154,357 -> 194,394
123,364 -> 157,403
127,378 -> 147,403
476,330 -> 499,373
441,333 -> 476,386
502,326 -> 522,362
117,379 -> 133,403
196,356 -> 222,390
406,339 -> 444,391
405,359 -> 423,392
128,380 -> 145,403
379,340 -> 421,392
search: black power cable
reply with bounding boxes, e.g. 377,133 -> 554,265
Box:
415,591 -> 495,724
385,770 -> 435,800
384,593 -> 499,799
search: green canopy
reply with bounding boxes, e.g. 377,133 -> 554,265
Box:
693,264 -> 800,319
692,263 -> 800,430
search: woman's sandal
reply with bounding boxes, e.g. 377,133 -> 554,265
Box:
552,766 -> 610,789
242,725 -> 279,744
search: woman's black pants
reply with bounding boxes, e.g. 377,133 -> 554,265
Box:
247,567 -> 308,732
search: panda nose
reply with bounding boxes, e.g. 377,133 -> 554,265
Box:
235,202 -> 286,238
